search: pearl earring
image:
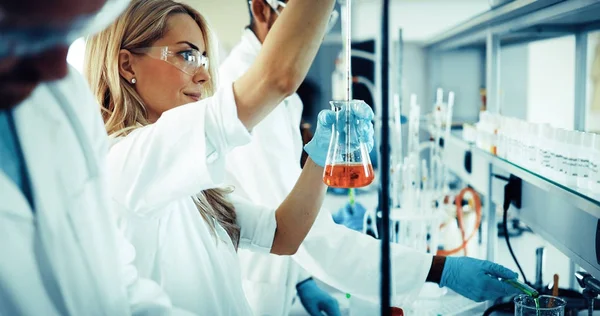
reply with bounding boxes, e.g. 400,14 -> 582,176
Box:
131,78 -> 137,84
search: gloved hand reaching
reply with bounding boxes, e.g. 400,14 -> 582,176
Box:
439,256 -> 522,302
304,101 -> 375,167
332,202 -> 366,232
297,278 -> 341,316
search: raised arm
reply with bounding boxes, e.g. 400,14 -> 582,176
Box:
107,87 -> 251,217
233,0 -> 336,129
271,102 -> 375,255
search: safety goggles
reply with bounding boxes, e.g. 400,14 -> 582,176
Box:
270,1 -> 339,34
131,46 -> 209,76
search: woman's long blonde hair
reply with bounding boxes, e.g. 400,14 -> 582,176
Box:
85,0 -> 240,248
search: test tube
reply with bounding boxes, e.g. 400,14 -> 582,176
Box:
565,131 -> 582,186
497,117 -> 506,158
547,127 -> 559,180
507,118 -> 517,162
545,126 -> 554,178
528,123 -> 539,171
503,279 -> 540,298
488,274 -> 540,298
592,134 -> 600,194
587,133 -> 597,190
507,119 -> 516,163
515,120 -> 526,166
552,129 -> 566,182
578,132 -> 593,190
537,124 -> 550,175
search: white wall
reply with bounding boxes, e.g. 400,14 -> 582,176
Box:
183,0 -> 249,54
400,43 -> 427,114
587,32 -> 600,133
500,44 -> 529,120
526,36 -> 575,130
352,0 -> 489,42
435,49 -> 483,121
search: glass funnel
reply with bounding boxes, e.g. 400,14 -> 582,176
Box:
514,295 -> 566,316
323,100 -> 375,188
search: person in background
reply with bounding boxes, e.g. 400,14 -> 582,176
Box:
219,0 -> 523,314
84,0 -> 357,314
0,0 -> 195,314
220,1 -> 341,315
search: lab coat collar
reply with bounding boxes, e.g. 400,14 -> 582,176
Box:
1,85 -> 63,217
2,80 -> 109,312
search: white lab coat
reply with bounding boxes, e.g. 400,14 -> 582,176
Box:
220,29 -> 309,316
220,29 -> 434,314
0,68 -> 193,315
107,83 -> 279,315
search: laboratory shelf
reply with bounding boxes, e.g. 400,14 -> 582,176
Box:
426,0 -> 600,51
443,132 -> 600,217
441,132 -> 600,280
489,152 -> 600,218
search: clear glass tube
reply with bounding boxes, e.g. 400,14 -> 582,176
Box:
578,132 -> 593,189
592,134 -> 600,194
508,119 -> 518,163
553,129 -> 567,182
528,123 -> 539,171
497,117 -> 507,158
565,130 -> 581,186
539,125 -> 552,177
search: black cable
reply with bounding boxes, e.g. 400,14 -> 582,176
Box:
503,182 -> 530,286
379,0 -> 391,314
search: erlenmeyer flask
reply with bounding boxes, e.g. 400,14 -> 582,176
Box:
323,100 -> 375,188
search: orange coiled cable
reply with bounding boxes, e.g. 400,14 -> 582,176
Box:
437,187 -> 482,257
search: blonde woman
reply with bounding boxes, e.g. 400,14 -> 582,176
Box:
84,0 -> 373,314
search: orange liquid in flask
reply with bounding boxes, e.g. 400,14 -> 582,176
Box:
323,163 -> 375,188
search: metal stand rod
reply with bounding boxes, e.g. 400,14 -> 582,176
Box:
380,0 -> 391,314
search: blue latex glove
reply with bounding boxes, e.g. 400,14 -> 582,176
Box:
440,257 -> 522,302
332,202 -> 366,231
304,102 -> 375,167
297,278 -> 341,316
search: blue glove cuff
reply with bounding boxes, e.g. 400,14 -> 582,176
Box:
304,142 -> 327,167
296,277 -> 315,291
439,257 -> 456,288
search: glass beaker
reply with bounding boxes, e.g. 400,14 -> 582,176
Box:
323,100 -> 375,188
514,295 -> 566,316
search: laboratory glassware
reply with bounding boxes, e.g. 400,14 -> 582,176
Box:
564,130 -> 581,186
579,132 -> 594,189
592,134 -> 600,194
323,100 -> 375,188
494,277 -> 539,297
514,295 -> 565,316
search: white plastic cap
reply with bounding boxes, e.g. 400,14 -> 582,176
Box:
594,133 -> 600,150
570,130 -> 583,145
529,123 -> 539,136
582,132 -> 594,147
556,129 -> 567,143
538,124 -> 549,138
